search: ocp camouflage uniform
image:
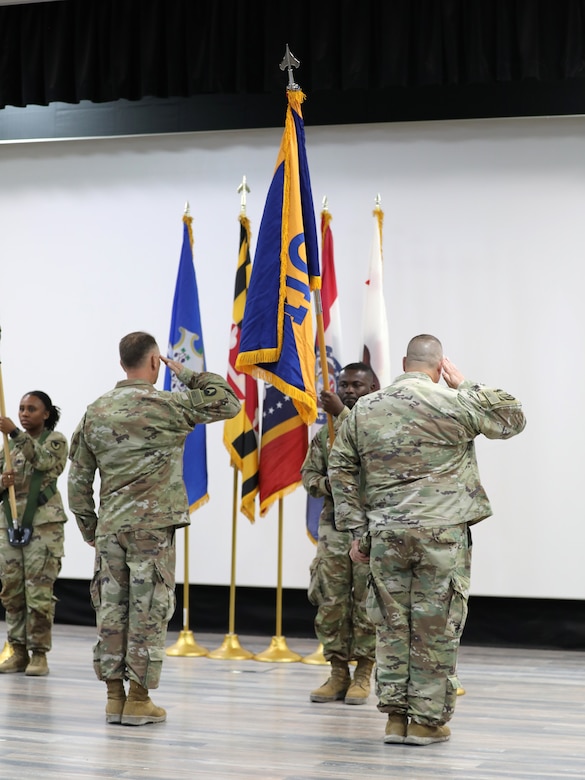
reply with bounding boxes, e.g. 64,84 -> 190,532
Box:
68,367 -> 240,690
301,407 -> 375,663
329,372 -> 526,726
0,429 -> 68,652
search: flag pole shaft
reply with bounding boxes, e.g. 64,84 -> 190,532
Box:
275,498 -> 284,636
313,289 -> 335,445
0,362 -> 18,522
252,496 -> 300,663
183,526 -> 190,630
165,522 -> 208,657
228,465 -> 239,635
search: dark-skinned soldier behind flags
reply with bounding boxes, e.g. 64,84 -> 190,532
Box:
67,332 -> 240,726
301,362 -> 377,705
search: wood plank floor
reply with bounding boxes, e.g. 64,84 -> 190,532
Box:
0,622 -> 584,780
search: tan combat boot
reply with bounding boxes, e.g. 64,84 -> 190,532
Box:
405,722 -> 451,745
105,679 -> 127,724
384,713 -> 408,744
344,657 -> 374,705
25,651 -> 49,676
310,657 -> 351,702
0,644 -> 29,674
121,680 -> 167,726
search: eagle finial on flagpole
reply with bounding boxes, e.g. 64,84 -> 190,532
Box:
237,176 -> 250,215
280,44 -> 301,91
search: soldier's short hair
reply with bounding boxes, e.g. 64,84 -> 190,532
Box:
341,362 -> 374,381
405,334 -> 443,369
119,332 -> 158,369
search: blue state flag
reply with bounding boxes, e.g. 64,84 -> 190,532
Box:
236,89 -> 320,427
164,213 -> 208,511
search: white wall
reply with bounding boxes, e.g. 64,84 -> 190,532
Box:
0,114 -> 581,599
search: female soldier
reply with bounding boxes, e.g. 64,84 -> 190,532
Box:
0,391 -> 68,676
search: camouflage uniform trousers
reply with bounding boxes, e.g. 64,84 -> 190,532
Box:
367,524 -> 471,725
308,517 -> 376,662
0,522 -> 64,651
91,527 -> 176,690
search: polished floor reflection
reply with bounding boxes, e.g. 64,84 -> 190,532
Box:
0,622 -> 584,779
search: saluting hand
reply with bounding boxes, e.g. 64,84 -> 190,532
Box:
441,357 -> 465,389
159,356 -> 186,376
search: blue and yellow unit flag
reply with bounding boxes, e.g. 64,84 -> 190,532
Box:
164,212 -> 209,512
235,89 -> 320,427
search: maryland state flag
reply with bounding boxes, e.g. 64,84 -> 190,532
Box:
164,213 -> 209,511
235,89 -> 320,427
223,214 -> 260,522
362,205 -> 391,390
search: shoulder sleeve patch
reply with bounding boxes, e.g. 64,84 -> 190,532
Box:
476,389 -> 520,409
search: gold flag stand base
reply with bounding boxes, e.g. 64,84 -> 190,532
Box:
457,687 -> 466,696
253,635 -> 302,663
301,643 -> 328,665
208,633 -> 254,661
165,630 -> 208,657
0,641 -> 13,664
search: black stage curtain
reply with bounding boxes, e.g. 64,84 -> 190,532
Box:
2,0 -> 585,116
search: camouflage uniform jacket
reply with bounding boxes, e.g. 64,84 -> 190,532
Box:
329,372 -> 526,537
301,407 -> 350,526
0,429 -> 68,528
68,367 -> 240,542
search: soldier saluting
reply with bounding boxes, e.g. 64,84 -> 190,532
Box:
329,334 -> 526,746
68,331 -> 240,726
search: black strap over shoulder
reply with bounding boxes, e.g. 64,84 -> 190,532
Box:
3,430 -> 56,547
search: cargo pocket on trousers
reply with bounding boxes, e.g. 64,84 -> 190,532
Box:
445,573 -> 470,639
145,646 -> 165,690
89,555 -> 102,611
307,557 -> 324,607
152,561 -> 176,625
441,674 -> 460,722
365,573 -> 389,627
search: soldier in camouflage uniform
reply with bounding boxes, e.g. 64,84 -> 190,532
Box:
301,363 -> 377,705
0,391 -> 68,677
67,332 -> 240,726
329,335 -> 526,746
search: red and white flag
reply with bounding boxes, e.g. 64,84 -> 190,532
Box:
362,204 -> 391,390
306,207 -> 344,542
314,208 -> 344,430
